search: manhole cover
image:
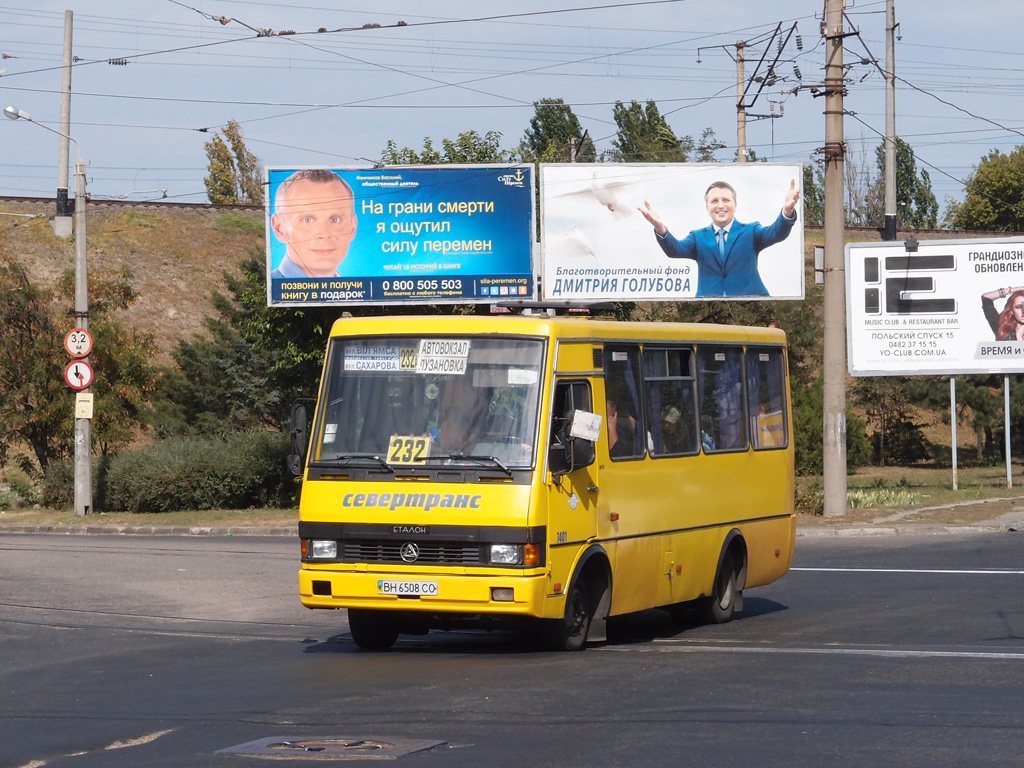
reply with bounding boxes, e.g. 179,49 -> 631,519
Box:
217,736 -> 446,759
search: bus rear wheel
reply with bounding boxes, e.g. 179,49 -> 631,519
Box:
348,608 -> 399,650
698,550 -> 739,625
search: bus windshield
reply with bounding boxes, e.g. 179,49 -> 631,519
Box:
313,336 -> 545,469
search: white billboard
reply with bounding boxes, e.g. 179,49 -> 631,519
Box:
540,163 -> 804,302
847,237 -> 1024,376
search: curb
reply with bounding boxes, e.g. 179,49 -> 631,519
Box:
0,523 -> 1017,538
797,524 -> 1015,537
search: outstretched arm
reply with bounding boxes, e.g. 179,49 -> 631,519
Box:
638,201 -> 668,237
982,286 -> 1024,301
782,179 -> 800,219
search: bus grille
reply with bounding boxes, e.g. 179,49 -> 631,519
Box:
342,541 -> 483,565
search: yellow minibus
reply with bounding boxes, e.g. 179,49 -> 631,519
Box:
291,313 -> 795,650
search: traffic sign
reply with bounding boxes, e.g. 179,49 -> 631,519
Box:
64,328 -> 93,358
64,360 -> 94,390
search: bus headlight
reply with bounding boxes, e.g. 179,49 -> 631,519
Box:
309,540 -> 338,559
489,544 -> 522,565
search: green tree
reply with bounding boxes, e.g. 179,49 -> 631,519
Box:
607,100 -> 693,162
0,253 -> 67,472
803,161 -> 825,226
946,145 -> 1024,231
0,254 -> 158,472
381,130 -> 517,165
865,137 -> 938,229
155,255 -> 340,436
204,119 -> 264,206
852,377 -> 929,466
521,98 -> 596,162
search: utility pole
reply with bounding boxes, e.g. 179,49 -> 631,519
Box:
736,41 -> 747,162
822,0 -> 848,516
882,0 -> 897,241
73,157 -> 91,516
53,10 -> 73,239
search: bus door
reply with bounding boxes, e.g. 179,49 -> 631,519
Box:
545,377 -> 599,601
595,342 -> 667,614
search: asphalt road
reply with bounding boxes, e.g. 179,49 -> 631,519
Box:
1,531 -> 1022,768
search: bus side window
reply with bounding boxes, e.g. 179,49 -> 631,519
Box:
604,343 -> 644,460
643,346 -> 698,457
696,346 -> 748,453
747,347 -> 788,449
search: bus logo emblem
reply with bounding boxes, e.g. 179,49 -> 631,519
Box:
400,543 -> 420,563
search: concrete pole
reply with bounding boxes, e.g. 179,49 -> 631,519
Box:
882,0 -> 897,240
822,0 -> 848,517
53,11 -> 74,238
74,159 -> 92,516
736,41 -> 747,162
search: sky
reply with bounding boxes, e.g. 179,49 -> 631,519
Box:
1,0 -> 1022,215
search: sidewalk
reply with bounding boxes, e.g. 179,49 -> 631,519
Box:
796,499 -> 1024,538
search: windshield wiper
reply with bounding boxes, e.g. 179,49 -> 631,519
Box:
433,453 -> 513,476
316,454 -> 395,473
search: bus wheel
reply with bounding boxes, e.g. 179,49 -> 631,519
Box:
348,608 -> 399,650
698,550 -> 739,625
546,578 -> 591,651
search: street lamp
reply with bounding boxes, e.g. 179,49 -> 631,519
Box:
5,105 -> 92,516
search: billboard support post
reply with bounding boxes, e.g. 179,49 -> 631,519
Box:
951,378 -> 958,491
1005,376 -> 1013,489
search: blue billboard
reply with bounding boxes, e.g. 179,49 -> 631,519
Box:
265,165 -> 535,306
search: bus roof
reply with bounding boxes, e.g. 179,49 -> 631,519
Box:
327,314 -> 787,345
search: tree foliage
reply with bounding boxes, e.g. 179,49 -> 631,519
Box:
803,161 -> 825,226
155,255 -> 340,436
381,130 -> 517,165
946,145 -> 1024,231
866,137 -> 938,229
204,119 -> 264,206
0,253 -> 158,473
607,100 -> 693,162
0,254 -> 66,471
521,98 -> 596,162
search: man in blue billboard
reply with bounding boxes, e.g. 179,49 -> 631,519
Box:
271,169 -> 358,278
638,179 -> 800,297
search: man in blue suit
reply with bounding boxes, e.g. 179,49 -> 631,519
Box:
639,179 -> 800,297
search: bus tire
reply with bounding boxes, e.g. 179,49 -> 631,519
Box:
698,549 -> 739,625
546,578 -> 591,651
348,608 -> 399,650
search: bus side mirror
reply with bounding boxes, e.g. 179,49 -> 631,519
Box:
550,410 -> 599,479
288,402 -> 309,477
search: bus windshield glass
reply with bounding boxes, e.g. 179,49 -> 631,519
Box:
314,336 -> 545,469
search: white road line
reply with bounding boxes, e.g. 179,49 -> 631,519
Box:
792,567 -> 1024,575
603,644 -> 1024,660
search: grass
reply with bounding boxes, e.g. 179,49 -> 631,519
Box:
0,507 -> 297,530
796,462 -> 1024,527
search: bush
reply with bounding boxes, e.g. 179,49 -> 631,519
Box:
795,477 -> 824,516
104,431 -> 291,512
41,459 -> 76,510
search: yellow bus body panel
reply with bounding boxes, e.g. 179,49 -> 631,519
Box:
298,314 -> 795,625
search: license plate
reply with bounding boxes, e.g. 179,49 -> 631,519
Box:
377,579 -> 438,597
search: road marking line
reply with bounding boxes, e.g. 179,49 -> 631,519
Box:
793,567 -> 1024,575
605,644 -> 1024,660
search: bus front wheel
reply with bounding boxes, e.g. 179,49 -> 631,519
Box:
545,579 -> 591,651
348,608 -> 399,650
